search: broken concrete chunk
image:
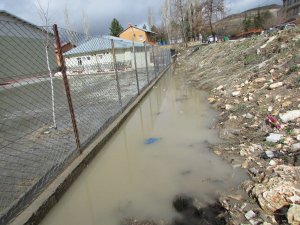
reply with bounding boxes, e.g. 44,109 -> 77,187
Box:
268,106 -> 273,112
269,82 -> 283,89
216,85 -> 224,90
282,101 -> 292,108
291,143 -> 300,152
249,167 -> 259,175
254,77 -> 266,83
208,97 -> 216,104
245,210 -> 256,220
266,133 -> 283,143
279,110 -> 300,123
246,113 -> 254,119
232,91 -> 241,97
225,104 -> 233,110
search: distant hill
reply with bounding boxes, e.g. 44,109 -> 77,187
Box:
214,4 -> 282,35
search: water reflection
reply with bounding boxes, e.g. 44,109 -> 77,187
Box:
41,68 -> 246,225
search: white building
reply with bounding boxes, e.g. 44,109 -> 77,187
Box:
64,36 -> 154,74
0,10 -> 57,83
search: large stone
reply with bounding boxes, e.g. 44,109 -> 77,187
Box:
248,166 -> 300,213
269,82 -> 283,89
291,143 -> 300,152
287,204 -> 300,225
279,110 -> 300,123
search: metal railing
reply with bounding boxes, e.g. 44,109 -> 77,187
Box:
0,21 -> 171,224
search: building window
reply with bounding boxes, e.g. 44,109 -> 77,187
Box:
139,35 -> 144,41
87,56 -> 90,60
77,58 -> 82,66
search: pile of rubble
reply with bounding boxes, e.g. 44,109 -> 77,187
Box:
175,28 -> 300,224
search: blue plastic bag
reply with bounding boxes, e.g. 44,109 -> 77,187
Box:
144,137 -> 160,145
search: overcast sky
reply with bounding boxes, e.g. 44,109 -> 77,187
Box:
0,0 -> 282,35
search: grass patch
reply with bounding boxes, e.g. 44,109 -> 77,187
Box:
288,64 -> 298,74
286,127 -> 293,135
244,54 -> 257,65
231,103 -> 247,112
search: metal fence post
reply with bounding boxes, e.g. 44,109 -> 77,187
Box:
151,46 -> 157,77
53,24 -> 81,151
157,47 -> 160,75
111,39 -> 122,106
162,49 -> 165,68
132,41 -> 140,94
144,42 -> 150,84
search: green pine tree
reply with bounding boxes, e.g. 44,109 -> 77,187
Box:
109,18 -> 124,37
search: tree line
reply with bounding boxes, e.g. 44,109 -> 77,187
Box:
109,0 -> 225,45
160,0 -> 225,45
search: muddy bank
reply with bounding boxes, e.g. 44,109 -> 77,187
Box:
174,28 -> 300,225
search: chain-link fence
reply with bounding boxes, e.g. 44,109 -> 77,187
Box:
0,20 -> 171,224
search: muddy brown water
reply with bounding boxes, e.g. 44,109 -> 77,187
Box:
40,68 -> 246,225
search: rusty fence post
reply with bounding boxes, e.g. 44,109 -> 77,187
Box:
132,41 -> 140,94
157,47 -> 161,74
53,24 -> 81,151
111,39 -> 122,106
144,42 -> 150,84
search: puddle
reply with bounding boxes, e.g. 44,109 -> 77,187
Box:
40,68 -> 246,225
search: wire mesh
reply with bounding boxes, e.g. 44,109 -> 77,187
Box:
0,20 -> 171,224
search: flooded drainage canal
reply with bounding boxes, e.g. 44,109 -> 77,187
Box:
41,68 -> 246,225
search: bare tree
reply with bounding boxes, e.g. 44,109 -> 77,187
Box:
82,9 -> 90,39
171,0 -> 188,46
63,5 -> 76,43
191,1 -> 204,40
148,7 -> 154,29
161,0 -> 171,43
35,0 -> 57,129
202,0 -> 224,41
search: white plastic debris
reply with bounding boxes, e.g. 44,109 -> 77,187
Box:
266,133 -> 283,143
279,110 -> 300,123
265,150 -> 275,158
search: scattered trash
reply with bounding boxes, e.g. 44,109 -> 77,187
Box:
266,133 -> 283,143
144,137 -> 161,145
266,115 -> 281,129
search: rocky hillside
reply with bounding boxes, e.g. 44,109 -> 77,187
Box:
175,28 -> 300,225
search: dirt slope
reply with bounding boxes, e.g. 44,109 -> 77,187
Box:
175,29 -> 300,225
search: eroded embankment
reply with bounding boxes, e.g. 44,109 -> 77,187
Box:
175,29 -> 300,225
